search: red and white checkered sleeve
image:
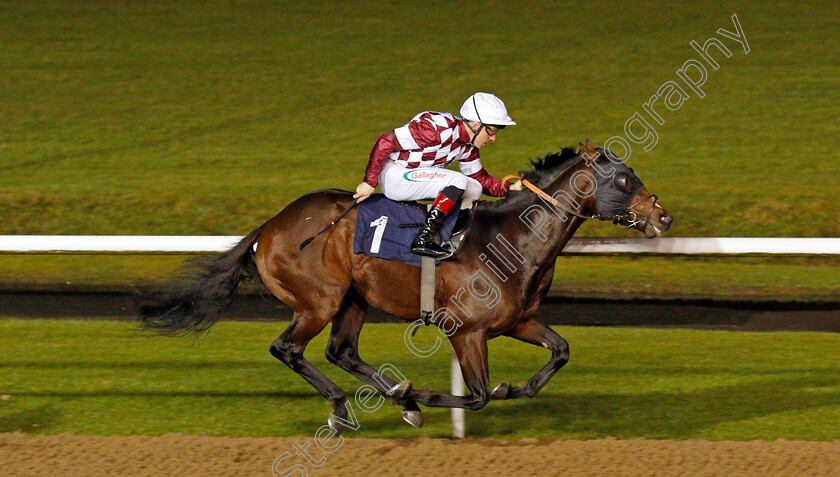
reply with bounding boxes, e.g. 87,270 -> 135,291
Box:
460,149 -> 508,197
363,131 -> 401,187
468,167 -> 509,197
457,147 -> 483,175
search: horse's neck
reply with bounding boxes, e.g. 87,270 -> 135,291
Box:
491,167 -> 594,265
463,172 -> 589,312
515,166 -> 594,302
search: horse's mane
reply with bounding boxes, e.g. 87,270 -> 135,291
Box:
482,146 -> 580,210
521,146 -> 580,185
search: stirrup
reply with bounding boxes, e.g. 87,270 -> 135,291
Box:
410,242 -> 449,259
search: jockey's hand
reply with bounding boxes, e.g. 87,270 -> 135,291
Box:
354,182 -> 375,203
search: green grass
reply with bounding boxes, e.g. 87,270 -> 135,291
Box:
2,320 -> 840,440
1,0 -> 838,237
553,254 -> 840,301
1,2 -> 838,295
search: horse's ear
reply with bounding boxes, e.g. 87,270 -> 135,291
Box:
580,138 -> 598,156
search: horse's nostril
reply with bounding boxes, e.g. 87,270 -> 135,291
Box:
659,214 -> 673,226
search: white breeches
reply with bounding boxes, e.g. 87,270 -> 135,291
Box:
378,162 -> 482,202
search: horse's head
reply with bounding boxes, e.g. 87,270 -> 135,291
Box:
578,139 -> 673,237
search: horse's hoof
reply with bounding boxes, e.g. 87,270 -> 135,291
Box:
327,414 -> 345,435
389,380 -> 413,400
401,409 -> 424,428
491,381 -> 511,400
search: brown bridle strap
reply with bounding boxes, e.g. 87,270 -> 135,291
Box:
622,193 -> 660,238
502,175 -> 592,219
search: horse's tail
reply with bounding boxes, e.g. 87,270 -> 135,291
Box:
137,226 -> 264,336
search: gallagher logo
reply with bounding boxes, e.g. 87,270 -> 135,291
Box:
404,170 -> 447,182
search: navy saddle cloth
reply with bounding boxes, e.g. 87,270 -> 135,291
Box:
353,194 -> 460,267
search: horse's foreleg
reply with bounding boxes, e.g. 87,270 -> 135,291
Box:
270,313 -> 350,431
402,331 -> 491,411
490,317 -> 569,400
324,290 -> 424,427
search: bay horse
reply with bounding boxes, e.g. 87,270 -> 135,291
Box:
139,140 -> 673,431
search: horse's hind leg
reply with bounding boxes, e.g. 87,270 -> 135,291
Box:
270,313 -> 350,431
490,317 -> 569,400
399,331 -> 492,411
325,289 -> 424,428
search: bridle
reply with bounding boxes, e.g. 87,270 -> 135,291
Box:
604,192 -> 661,238
503,156 -> 662,237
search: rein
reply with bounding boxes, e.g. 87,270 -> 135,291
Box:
502,174 -> 593,220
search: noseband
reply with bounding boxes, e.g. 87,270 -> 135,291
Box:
607,193 -> 661,238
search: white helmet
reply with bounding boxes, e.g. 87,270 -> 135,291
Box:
460,92 -> 516,126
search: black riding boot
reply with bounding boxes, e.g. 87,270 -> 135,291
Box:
410,207 -> 449,258
411,185 -> 464,258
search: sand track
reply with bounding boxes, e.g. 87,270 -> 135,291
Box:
3,433 -> 840,477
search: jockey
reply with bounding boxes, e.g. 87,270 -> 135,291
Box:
353,92 -> 516,258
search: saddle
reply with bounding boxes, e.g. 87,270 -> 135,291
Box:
352,194 -> 477,331
352,194 -> 477,266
